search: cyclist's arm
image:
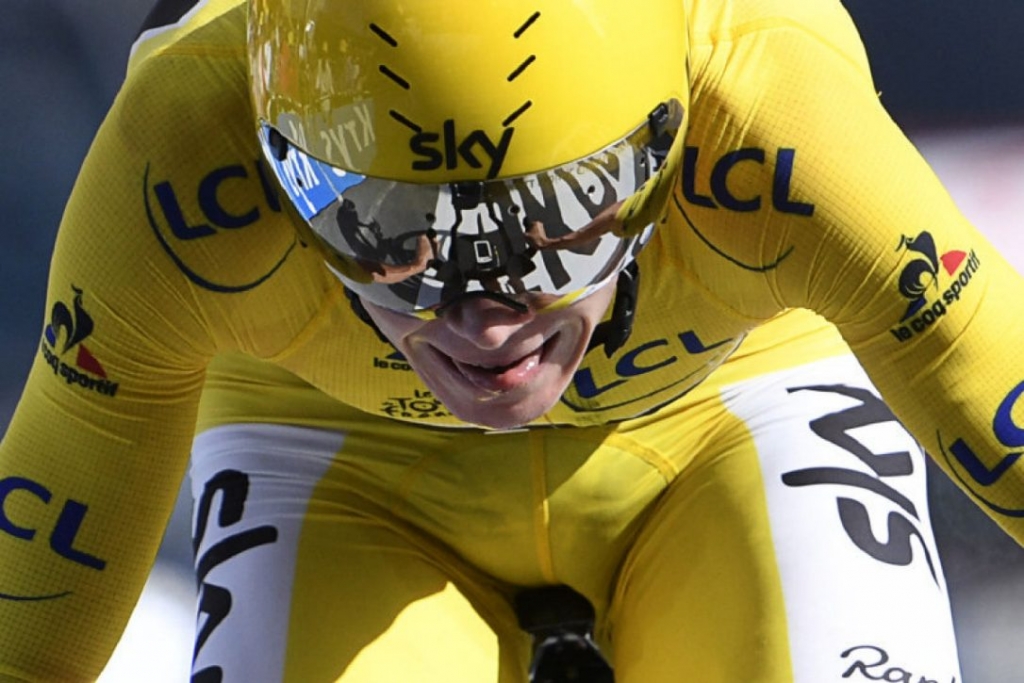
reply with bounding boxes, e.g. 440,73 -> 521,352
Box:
0,24 -> 242,683
0,150 -> 212,681
682,1 -> 1024,542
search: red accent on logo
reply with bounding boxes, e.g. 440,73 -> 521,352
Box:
76,345 -> 107,378
940,250 -> 967,275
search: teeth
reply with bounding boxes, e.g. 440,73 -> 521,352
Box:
469,356 -> 521,369
473,360 -> 516,372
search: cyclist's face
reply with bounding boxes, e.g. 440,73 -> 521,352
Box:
364,282 -> 616,429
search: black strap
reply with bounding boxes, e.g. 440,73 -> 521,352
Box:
587,261 -> 640,358
343,287 -> 395,346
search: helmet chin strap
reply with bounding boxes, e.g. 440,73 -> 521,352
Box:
587,260 -> 640,358
344,287 -> 394,346
345,260 -> 641,358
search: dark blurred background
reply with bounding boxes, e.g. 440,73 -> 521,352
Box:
1,0 -> 1022,679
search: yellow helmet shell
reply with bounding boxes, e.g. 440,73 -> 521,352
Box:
249,0 -> 689,181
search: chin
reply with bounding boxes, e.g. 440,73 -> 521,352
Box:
438,386 -> 563,430
460,407 -> 544,431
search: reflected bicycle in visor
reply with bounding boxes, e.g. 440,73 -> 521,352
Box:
258,100 -> 682,317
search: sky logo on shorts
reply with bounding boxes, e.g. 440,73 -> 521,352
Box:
782,384 -> 940,583
40,287 -> 119,397
889,231 -> 979,343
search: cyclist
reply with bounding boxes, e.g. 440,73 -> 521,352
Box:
1,0 -> 1022,680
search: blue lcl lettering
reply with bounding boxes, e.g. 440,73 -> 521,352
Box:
153,159 -> 282,239
995,380 -> 1024,448
573,331 -> 733,399
682,146 -> 815,216
940,381 -> 1024,518
0,476 -> 107,570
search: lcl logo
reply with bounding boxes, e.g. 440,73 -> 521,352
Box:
0,476 -> 106,571
941,380 -> 1024,518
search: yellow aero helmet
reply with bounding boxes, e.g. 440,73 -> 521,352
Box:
249,0 -> 689,323
249,0 -> 689,182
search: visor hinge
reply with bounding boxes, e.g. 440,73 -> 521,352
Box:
267,127 -> 289,161
646,100 -> 683,165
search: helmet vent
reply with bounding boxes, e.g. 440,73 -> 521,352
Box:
506,12 -> 541,123
388,109 -> 422,133
513,11 -> 541,38
370,23 -> 409,91
507,55 -> 536,83
379,64 -> 411,90
368,23 -> 398,47
502,101 -> 532,128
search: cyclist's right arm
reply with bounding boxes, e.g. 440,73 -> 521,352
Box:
0,3 -> 271,678
0,87 -> 216,683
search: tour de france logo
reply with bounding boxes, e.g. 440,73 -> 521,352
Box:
380,389 -> 450,420
890,231 -> 979,343
40,286 -> 119,397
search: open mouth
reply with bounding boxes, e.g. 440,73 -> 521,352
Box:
446,335 -> 557,394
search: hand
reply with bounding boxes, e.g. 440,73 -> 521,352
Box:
524,201 -> 625,253
524,220 -> 552,250
364,233 -> 436,284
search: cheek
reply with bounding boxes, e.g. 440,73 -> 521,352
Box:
364,305 -> 429,343
548,322 -> 592,377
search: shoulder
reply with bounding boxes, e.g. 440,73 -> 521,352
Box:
686,0 -> 871,73
118,0 -> 249,144
55,0 -> 331,356
130,0 -> 247,66
95,0 -> 299,297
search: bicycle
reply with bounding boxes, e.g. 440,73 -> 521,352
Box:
515,585 -> 615,683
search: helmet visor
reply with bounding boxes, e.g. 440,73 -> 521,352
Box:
258,101 -> 679,315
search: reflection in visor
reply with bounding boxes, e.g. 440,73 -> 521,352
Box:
259,102 -> 678,314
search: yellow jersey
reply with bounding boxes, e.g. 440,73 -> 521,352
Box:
1,0 -> 1021,678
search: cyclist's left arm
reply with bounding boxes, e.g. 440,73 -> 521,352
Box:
681,1 -> 1024,542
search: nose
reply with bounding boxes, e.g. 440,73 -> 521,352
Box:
440,294 -> 534,349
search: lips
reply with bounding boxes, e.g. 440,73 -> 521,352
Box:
448,339 -> 551,394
